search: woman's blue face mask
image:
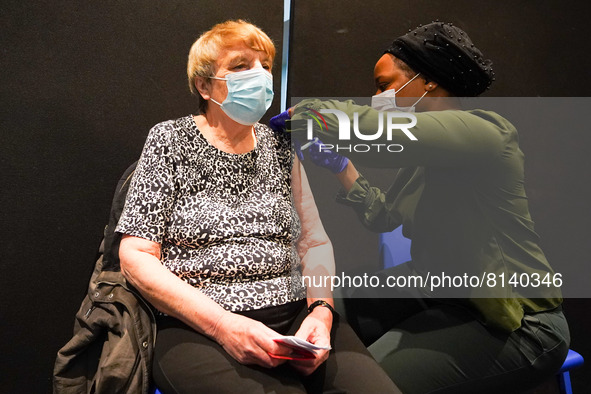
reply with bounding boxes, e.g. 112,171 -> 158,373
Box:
209,68 -> 274,125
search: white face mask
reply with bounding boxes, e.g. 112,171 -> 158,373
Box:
209,68 -> 274,125
371,72 -> 427,112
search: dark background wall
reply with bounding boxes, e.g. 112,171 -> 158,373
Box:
1,0 -> 589,392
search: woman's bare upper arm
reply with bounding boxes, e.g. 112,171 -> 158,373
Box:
291,158 -> 331,252
119,234 -> 161,269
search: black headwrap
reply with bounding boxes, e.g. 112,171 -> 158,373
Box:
385,22 -> 494,96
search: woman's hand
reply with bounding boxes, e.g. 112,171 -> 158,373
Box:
211,311 -> 293,368
289,306 -> 333,375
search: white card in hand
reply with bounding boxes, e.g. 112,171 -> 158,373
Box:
274,335 -> 331,353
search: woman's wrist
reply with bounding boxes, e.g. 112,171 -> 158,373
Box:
308,300 -> 337,316
307,304 -> 333,333
335,161 -> 359,191
308,300 -> 336,327
207,310 -> 231,342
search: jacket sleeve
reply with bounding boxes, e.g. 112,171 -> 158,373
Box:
290,99 -> 508,169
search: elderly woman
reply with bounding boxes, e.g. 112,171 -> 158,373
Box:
274,21 -> 570,393
116,20 -> 399,393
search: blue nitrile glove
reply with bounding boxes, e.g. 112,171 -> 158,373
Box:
269,110 -> 291,133
306,139 -> 349,174
271,110 -> 304,160
293,137 -> 304,161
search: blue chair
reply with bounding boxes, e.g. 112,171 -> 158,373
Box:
379,226 -> 411,268
558,349 -> 584,394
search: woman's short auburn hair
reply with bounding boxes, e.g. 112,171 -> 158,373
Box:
187,20 -> 276,113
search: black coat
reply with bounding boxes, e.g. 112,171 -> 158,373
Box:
53,163 -> 155,394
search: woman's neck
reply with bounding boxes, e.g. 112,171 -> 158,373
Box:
194,110 -> 256,154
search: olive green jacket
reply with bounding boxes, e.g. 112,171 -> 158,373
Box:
291,100 -> 562,332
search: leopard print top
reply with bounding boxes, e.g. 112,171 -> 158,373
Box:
116,115 -> 305,312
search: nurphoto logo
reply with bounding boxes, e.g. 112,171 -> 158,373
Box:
303,108 -> 418,153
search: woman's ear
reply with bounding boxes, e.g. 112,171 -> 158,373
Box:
424,79 -> 438,92
195,76 -> 211,100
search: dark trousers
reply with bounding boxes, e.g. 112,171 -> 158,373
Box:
343,296 -> 570,394
152,301 -> 401,393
